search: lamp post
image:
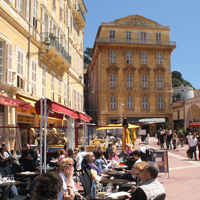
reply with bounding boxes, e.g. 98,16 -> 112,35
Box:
120,103 -> 125,123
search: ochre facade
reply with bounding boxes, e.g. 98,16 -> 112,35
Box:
88,15 -> 176,132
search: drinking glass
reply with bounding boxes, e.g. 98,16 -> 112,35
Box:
7,175 -> 10,181
99,183 -> 103,192
106,185 -> 112,194
11,174 -> 14,181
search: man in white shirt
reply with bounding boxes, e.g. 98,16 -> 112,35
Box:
187,132 -> 197,160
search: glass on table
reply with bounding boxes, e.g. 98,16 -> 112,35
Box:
7,175 -> 10,181
11,174 -> 14,181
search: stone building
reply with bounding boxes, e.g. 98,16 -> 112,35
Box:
87,15 -> 176,133
0,0 -> 87,147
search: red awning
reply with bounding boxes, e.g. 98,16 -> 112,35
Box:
35,98 -> 78,119
188,123 -> 200,127
0,94 -> 31,110
78,111 -> 92,122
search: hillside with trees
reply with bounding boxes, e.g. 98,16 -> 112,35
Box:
172,71 -> 193,88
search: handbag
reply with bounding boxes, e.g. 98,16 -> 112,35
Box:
186,148 -> 192,158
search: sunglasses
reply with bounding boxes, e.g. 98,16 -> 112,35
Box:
66,164 -> 73,167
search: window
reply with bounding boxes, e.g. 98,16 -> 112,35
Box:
33,0 -> 38,28
142,75 -> 148,88
0,41 -> 3,82
141,52 -> 147,64
142,97 -> 148,109
110,30 -> 115,38
110,74 -> 116,87
127,97 -> 133,109
157,75 -> 163,88
31,61 -> 36,94
17,51 -> 24,89
110,97 -> 116,109
138,32 -> 149,41
64,81 -> 67,105
58,76 -> 62,103
69,85 -> 72,107
126,52 -> 132,64
157,97 -> 163,110
126,31 -> 131,39
51,71 -> 55,100
126,74 -> 132,87
177,110 -> 180,119
42,66 -> 46,97
17,0 -> 29,19
157,53 -> 162,65
110,51 -> 116,63
7,44 -> 13,84
156,33 -> 161,43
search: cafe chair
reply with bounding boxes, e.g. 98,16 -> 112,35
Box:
79,174 -> 91,197
1,183 -> 12,200
153,193 -> 166,200
0,168 -> 7,177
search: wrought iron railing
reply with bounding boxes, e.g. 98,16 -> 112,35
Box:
41,33 -> 71,64
96,38 -> 176,46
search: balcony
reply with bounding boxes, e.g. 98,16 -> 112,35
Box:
41,33 -> 71,66
96,38 -> 176,47
73,4 -> 86,29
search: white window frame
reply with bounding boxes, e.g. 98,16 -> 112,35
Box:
0,41 -> 4,82
51,71 -> 55,100
58,76 -> 62,103
156,33 -> 161,41
110,30 -> 115,38
126,52 -> 132,64
142,75 -> 148,88
42,65 -> 47,97
7,43 -> 13,84
110,51 -> 116,63
157,53 -> 162,65
69,85 -> 72,107
126,74 -> 132,87
31,60 -> 37,95
64,81 -> 67,105
157,97 -> 163,110
141,52 -> 147,64
110,97 -> 116,110
127,97 -> 133,109
157,75 -> 163,88
110,74 -> 116,87
142,97 -> 148,109
126,31 -> 131,39
17,49 -> 24,89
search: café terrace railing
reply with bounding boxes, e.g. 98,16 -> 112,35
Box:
95,37 -> 176,46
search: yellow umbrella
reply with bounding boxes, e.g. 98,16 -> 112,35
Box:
132,128 -> 137,146
96,123 -> 139,131
121,127 -> 132,151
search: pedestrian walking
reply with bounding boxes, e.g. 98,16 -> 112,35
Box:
178,130 -> 184,148
196,133 -> 200,160
187,132 -> 198,160
159,130 -> 165,149
166,130 -> 172,150
172,130 -> 177,150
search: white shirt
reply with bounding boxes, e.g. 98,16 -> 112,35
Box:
75,153 -> 83,171
79,151 -> 87,158
57,172 -> 77,200
187,136 -> 197,147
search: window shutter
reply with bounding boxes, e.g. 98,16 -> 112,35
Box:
138,32 -> 141,40
68,9 -> 70,28
7,43 -> 13,84
146,32 -> 149,40
16,0 -> 20,10
26,0 -> 30,20
42,9 -> 45,40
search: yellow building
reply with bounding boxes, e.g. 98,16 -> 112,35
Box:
0,0 -> 87,147
87,15 -> 176,133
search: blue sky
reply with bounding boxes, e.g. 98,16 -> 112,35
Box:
83,0 -> 200,89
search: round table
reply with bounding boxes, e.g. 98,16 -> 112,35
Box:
0,180 -> 21,188
100,178 -> 129,185
15,171 -> 40,176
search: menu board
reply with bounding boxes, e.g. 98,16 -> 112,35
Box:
151,151 -> 169,173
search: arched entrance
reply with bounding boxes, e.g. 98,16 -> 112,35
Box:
185,104 -> 200,128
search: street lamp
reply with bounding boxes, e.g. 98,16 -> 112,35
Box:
120,103 -> 125,123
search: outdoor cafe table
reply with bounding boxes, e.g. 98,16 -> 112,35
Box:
100,178 -> 129,186
0,180 -> 21,188
106,170 -> 128,178
15,171 -> 40,177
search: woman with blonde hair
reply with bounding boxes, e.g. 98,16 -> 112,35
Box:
57,157 -> 83,200
108,149 -> 119,161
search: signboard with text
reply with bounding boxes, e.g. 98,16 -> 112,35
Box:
151,151 -> 169,173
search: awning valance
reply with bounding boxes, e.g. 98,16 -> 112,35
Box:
139,118 -> 165,124
188,123 -> 200,127
0,94 -> 31,110
35,98 -> 92,122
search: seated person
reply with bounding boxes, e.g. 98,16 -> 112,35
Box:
57,158 -> 83,200
108,149 -> 119,161
32,171 -> 74,200
105,143 -> 113,159
21,152 -> 36,171
125,144 -> 134,156
8,150 -> 21,174
94,151 -> 106,174
85,152 -> 102,176
130,162 -> 165,200
57,149 -> 66,165
0,147 -> 9,167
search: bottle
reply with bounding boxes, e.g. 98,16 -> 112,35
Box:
91,179 -> 97,198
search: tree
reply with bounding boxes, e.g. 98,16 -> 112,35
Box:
84,47 -> 93,68
172,71 -> 193,88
